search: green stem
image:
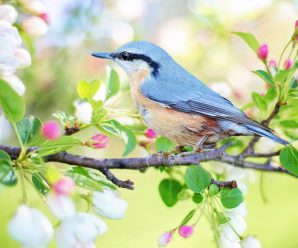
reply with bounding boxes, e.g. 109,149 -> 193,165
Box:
278,40 -> 292,69
17,162 -> 27,204
12,123 -> 26,160
264,62 -> 273,78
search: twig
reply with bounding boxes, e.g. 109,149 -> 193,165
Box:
211,179 -> 237,189
0,144 -> 293,190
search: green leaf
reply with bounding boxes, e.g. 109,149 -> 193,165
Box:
192,193 -> 203,203
38,136 -> 82,156
253,70 -> 274,84
209,184 -> 219,196
77,79 -> 100,99
180,209 -> 196,226
159,178 -> 183,207
280,146 -> 298,176
264,87 -> 277,103
185,165 -> 211,193
17,116 -> 42,146
70,167 -> 116,190
0,79 -> 25,123
0,151 -> 17,186
105,67 -> 120,101
216,212 -> 230,224
53,111 -> 76,126
155,137 -> 175,152
220,188 -> 244,209
279,120 -> 298,129
32,173 -> 48,195
100,120 -> 137,156
233,32 -> 260,53
67,167 -> 103,191
251,92 -> 267,111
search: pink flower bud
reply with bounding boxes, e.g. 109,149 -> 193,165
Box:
22,16 -> 48,36
144,128 -> 157,139
90,133 -> 108,149
269,59 -> 277,68
39,13 -> 50,24
283,59 -> 293,70
158,231 -> 173,247
257,44 -> 268,61
295,20 -> 298,29
42,121 -> 61,140
53,177 -> 75,196
178,225 -> 194,238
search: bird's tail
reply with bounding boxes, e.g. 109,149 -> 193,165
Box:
244,124 -> 289,145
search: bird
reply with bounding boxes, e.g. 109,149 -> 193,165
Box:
92,41 -> 288,151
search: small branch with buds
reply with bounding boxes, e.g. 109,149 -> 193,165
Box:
0,142 -> 291,189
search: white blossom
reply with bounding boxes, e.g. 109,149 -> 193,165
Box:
92,189 -> 128,219
219,212 -> 247,242
24,1 -> 46,15
241,236 -> 262,248
0,20 -> 22,73
56,212 -> 107,248
74,101 -> 93,124
14,48 -> 32,68
0,4 -> 17,24
22,16 -> 48,36
2,73 -> 26,95
8,205 -> 53,248
47,192 -> 75,220
220,234 -> 241,248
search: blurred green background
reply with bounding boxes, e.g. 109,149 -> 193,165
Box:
1,0 -> 298,247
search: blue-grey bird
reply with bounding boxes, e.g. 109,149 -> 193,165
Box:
92,41 -> 288,149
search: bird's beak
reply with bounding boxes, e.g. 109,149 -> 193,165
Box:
91,52 -> 113,59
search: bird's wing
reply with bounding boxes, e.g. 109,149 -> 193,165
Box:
140,70 -> 271,132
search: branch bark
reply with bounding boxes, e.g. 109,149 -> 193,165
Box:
0,143 -> 291,189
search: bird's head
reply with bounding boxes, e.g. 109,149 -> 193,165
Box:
92,41 -> 172,77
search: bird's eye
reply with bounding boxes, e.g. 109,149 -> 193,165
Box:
119,52 -> 130,61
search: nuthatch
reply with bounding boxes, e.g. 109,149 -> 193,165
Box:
92,41 -> 288,149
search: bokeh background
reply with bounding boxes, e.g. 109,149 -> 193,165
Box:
1,0 -> 298,247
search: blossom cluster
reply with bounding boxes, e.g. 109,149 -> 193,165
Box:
0,2 -> 48,95
9,175 -> 128,248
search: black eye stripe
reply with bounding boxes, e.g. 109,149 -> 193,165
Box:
113,52 -> 160,77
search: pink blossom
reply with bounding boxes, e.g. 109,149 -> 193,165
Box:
53,177 -> 75,196
257,44 -> 268,61
42,121 -> 61,140
295,20 -> 298,29
178,225 -> 194,238
144,128 -> 157,139
91,133 -> 108,149
39,13 -> 49,24
158,231 -> 173,247
283,59 -> 293,70
269,59 -> 277,68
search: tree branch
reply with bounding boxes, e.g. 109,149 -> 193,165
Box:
0,143 -> 292,190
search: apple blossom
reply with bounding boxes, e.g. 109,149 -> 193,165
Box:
90,133 -> 108,149
178,225 -> 194,238
241,236 -> 262,248
47,192 -> 75,220
24,0 -> 46,15
42,121 -> 61,140
219,234 -> 241,248
22,16 -> 48,36
8,205 -> 53,248
53,176 -> 75,196
158,231 -> 173,247
0,4 -> 17,24
75,101 -> 93,123
14,48 -> 31,68
1,74 -> 25,95
268,59 -> 277,68
283,59 -> 293,70
145,128 -> 157,139
56,212 -> 107,248
257,44 -> 268,61
92,189 -> 127,219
